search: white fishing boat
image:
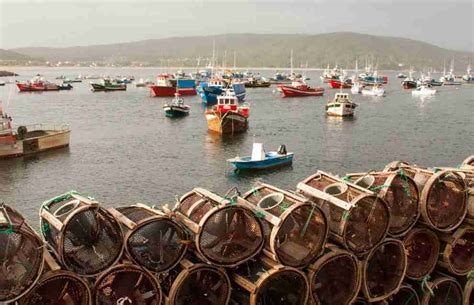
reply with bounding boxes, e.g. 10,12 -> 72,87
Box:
412,84 -> 437,96
326,92 -> 357,117
462,64 -> 473,83
439,59 -> 462,85
351,82 -> 364,94
361,84 -> 385,96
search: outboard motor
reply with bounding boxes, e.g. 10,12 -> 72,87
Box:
278,144 -> 287,155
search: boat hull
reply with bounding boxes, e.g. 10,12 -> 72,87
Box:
328,79 -> 352,89
150,85 -> 196,97
279,85 -> 324,97
199,85 -> 224,105
16,83 -> 60,92
229,154 -> 293,170
0,130 -> 70,159
205,111 -> 248,134
163,106 -> 189,117
91,83 -> 126,91
244,82 -> 271,88
402,81 -> 417,89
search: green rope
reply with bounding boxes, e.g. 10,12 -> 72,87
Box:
421,275 -> 434,296
467,269 -> 474,278
299,204 -> 315,238
0,224 -> 13,234
279,202 -> 290,212
254,210 -> 265,219
398,168 -> 411,197
342,211 -> 350,221
41,222 -> 49,234
342,176 -> 350,182
369,184 -> 392,191
42,190 -> 78,206
404,291 -> 417,305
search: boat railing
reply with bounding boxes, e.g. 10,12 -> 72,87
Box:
23,123 -> 70,132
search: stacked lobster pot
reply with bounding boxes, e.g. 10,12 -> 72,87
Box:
297,171 -> 408,302
39,191 -> 124,277
18,250 -> 91,305
344,170 -> 420,237
418,273 -> 464,305
0,204 -> 44,304
229,256 -> 310,305
306,244 -> 361,304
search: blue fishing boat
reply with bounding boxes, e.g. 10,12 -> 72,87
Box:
198,78 -> 246,105
227,143 -> 293,170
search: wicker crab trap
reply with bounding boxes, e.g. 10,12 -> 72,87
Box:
107,203 -> 188,273
461,155 -> 474,170
93,263 -> 162,305
172,188 -> 264,267
381,284 -> 420,305
360,239 -> 407,302
344,170 -> 420,237
383,162 -> 467,231
306,244 -> 361,305
437,225 -> 474,276
18,250 -> 91,305
39,191 -> 124,276
296,170 -> 390,256
419,274 -> 463,305
402,227 -> 440,280
0,204 -> 44,303
460,275 -> 473,305
160,257 -> 231,305
230,256 -> 309,305
239,183 -> 328,268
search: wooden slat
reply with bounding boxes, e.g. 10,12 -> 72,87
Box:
108,207 -> 137,230
40,209 -> 64,231
297,182 -> 353,210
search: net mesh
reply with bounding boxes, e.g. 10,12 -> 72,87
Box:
18,272 -> 90,305
386,285 -> 419,305
426,279 -> 462,305
403,229 -> 439,279
94,265 -> 161,305
449,227 -> 474,274
310,253 -> 359,305
425,173 -> 466,229
121,207 -> 187,273
0,205 -> 43,303
256,270 -> 308,305
173,266 -> 230,305
365,241 -> 406,299
198,206 -> 263,266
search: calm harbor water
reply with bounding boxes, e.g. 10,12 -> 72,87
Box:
0,68 -> 472,222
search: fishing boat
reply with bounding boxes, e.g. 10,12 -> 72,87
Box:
0,103 -> 70,158
328,78 -> 353,89
278,81 -> 325,97
361,84 -> 385,96
412,84 -> 437,96
90,79 -> 126,92
401,69 -> 418,89
58,84 -> 73,90
0,81 -> 5,86
269,72 -> 292,84
244,77 -> 271,88
320,64 -> 343,83
163,93 -> 190,118
397,73 -> 407,78
439,59 -> 462,85
227,143 -> 293,170
417,73 -> 443,87
63,78 -> 82,83
462,64 -> 473,83
16,77 -> 62,92
205,89 -> 249,134
326,92 -> 357,117
351,81 -> 364,94
149,74 -> 197,97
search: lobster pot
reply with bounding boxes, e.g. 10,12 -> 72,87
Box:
107,204 -> 188,273
174,188 -> 264,267
461,276 -> 473,305
382,284 -> 420,305
307,245 -> 361,305
419,274 -> 463,305
0,204 -> 44,303
437,225 -> 474,276
360,239 -> 407,302
230,256 -> 309,305
461,155 -> 474,170
297,171 -> 390,256
160,258 -> 231,305
18,250 -> 91,305
383,163 -> 467,231
402,228 -> 440,280
345,170 -> 420,237
241,183 -> 328,268
39,191 -> 124,276
94,263 -> 162,305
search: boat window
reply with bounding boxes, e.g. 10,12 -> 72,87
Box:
346,104 -> 351,108
334,104 -> 341,107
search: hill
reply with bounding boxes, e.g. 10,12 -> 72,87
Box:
8,33 -> 474,70
0,49 -> 35,61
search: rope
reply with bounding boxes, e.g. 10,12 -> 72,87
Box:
300,204 -> 315,238
117,297 -> 132,305
0,224 -> 13,234
254,210 -> 265,219
369,184 -> 391,191
398,169 -> 411,198
421,275 -> 434,296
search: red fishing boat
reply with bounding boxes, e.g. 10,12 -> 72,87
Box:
328,79 -> 353,89
278,81 -> 325,97
16,76 -> 61,92
149,74 -> 196,97
205,89 -> 249,134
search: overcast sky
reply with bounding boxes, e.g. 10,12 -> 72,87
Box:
0,0 -> 472,51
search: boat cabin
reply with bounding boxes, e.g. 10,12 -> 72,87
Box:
334,92 -> 350,101
208,78 -> 227,88
216,91 -> 238,112
0,107 -> 15,144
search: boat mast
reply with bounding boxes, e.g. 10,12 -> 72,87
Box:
290,49 -> 294,75
211,39 -> 215,76
233,51 -> 236,70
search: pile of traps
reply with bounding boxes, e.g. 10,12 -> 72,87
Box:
1,155 -> 473,305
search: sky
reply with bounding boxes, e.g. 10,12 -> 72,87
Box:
0,0 -> 473,51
